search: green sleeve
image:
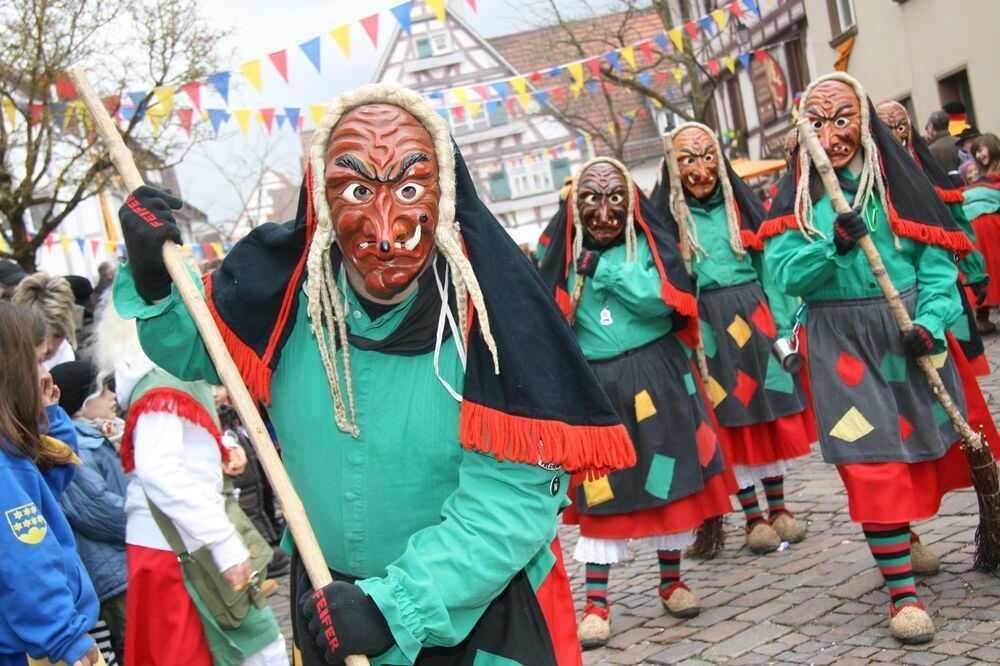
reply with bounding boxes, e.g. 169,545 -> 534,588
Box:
112,264 -> 220,385
590,251 -> 674,318
357,453 -> 564,662
751,250 -> 799,337
763,230 -> 855,297
911,242 -> 962,345
950,203 -> 988,284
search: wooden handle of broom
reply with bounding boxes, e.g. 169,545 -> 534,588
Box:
69,69 -> 370,665
795,118 -> 983,451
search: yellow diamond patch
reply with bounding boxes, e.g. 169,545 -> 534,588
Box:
635,389 -> 657,422
584,475 -> 615,507
706,376 -> 727,407
929,351 -> 948,369
830,406 -> 875,443
727,315 -> 752,348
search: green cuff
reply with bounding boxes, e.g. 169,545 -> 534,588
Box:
112,263 -> 181,320
914,314 -> 947,348
357,575 -> 424,664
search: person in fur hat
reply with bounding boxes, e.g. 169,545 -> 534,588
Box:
539,156 -> 735,649
111,84 -> 635,665
761,72 -> 993,644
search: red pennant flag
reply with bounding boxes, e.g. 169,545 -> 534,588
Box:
54,72 -> 77,101
706,59 -> 720,77
753,49 -> 767,62
102,96 -> 121,119
451,105 -> 464,122
551,86 -> 565,104
637,107 -> 648,118
655,71 -> 668,88
361,13 -> 379,47
260,107 -> 275,132
269,50 -> 289,83
529,71 -> 542,83
44,235 -> 54,251
176,108 -> 193,137
638,41 -> 656,65
586,57 -> 601,78
466,0 -> 477,10
182,82 -> 202,112
30,103 -> 43,126
505,98 -> 516,114
603,81 -> 614,93
90,239 -> 101,256
298,116 -> 304,131
201,243 -> 214,258
728,0 -> 746,20
473,85 -> 489,100
684,21 -> 698,40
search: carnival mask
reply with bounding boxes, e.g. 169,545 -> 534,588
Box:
674,127 -> 719,199
325,104 -> 440,300
875,100 -> 912,148
577,162 -> 628,246
802,80 -> 862,169
783,128 -> 798,168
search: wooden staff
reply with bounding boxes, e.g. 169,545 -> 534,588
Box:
69,69 -> 370,663
796,117 -> 1000,570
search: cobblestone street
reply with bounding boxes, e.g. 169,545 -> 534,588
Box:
268,333 -> 1000,665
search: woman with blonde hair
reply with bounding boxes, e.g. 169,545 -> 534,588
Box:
13,272 -> 78,367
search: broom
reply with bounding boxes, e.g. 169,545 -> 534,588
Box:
796,118 -> 1000,572
69,68 -> 370,664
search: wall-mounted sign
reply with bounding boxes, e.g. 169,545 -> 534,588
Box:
750,50 -> 789,125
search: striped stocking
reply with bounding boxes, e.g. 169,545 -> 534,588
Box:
862,522 -> 920,612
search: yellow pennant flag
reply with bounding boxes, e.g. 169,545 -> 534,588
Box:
570,83 -> 582,99
427,0 -> 446,22
234,109 -> 252,135
468,101 -> 481,118
62,102 -> 76,129
78,101 -> 92,131
567,62 -> 584,85
712,9 -> 728,32
211,243 -> 224,257
0,235 -> 8,252
149,113 -> 163,135
650,97 -> 663,109
1,98 -> 15,127
104,241 -> 118,255
453,88 -> 469,110
510,77 -> 529,110
724,56 -> 736,73
310,104 -> 326,126
240,60 -> 263,93
331,25 -> 351,58
620,46 -> 636,70
668,28 -> 684,53
673,67 -> 685,84
60,236 -> 72,256
154,86 -> 175,115
607,121 -> 616,139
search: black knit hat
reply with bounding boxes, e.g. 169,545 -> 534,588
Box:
50,360 -> 99,416
0,260 -> 27,288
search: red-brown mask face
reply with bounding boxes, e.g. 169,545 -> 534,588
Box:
875,100 -> 912,148
577,162 -> 628,246
783,128 -> 798,167
802,80 -> 863,169
325,104 -> 440,300
674,127 -> 719,199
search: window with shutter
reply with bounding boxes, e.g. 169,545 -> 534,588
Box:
549,157 -> 572,191
488,169 -> 512,201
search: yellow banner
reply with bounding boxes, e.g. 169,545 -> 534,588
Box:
240,61 -> 262,93
331,25 -> 351,58
234,109 -> 252,135
620,46 -> 636,70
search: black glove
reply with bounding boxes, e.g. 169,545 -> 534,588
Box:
300,581 -> 394,664
902,324 -> 936,359
576,250 -> 600,278
832,209 -> 868,255
119,185 -> 183,302
969,280 -> 989,307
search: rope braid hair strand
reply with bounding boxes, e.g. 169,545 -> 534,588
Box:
307,84 -> 499,436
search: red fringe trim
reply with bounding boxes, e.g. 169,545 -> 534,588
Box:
458,400 -> 636,477
121,388 -> 226,473
739,229 -> 764,251
936,186 -> 964,204
962,176 -> 1000,193
554,286 -> 571,316
756,214 -> 799,242
204,274 -> 274,405
886,197 -> 975,258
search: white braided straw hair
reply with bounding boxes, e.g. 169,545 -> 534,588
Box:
665,122 -> 744,263
306,83 -> 498,437
793,72 -> 890,244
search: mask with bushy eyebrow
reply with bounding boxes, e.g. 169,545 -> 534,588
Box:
876,100 -> 912,148
803,80 -> 862,169
674,126 -> 720,199
577,162 -> 628,246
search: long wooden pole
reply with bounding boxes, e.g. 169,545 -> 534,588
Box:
69,69 -> 369,665
795,118 -> 982,450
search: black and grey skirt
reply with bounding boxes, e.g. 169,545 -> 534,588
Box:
575,334 -> 727,516
698,281 -> 807,427
806,287 -> 966,465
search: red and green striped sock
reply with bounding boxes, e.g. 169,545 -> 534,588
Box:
762,475 -> 787,519
863,522 -> 920,612
585,563 -> 611,610
657,550 -> 681,591
737,485 -> 765,528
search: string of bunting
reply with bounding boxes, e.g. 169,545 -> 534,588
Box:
7,231 -> 234,263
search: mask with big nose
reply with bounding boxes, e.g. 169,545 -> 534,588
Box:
324,104 -> 440,300
577,162 -> 628,247
875,100 -> 912,149
674,126 -> 719,199
802,80 -> 863,169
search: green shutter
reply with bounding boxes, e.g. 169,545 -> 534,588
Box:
488,103 -> 508,126
416,38 -> 432,58
488,169 -> 511,201
549,157 -> 571,191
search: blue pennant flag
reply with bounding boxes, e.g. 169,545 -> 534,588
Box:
485,99 -> 499,118
548,66 -> 563,77
605,51 -> 621,72
299,37 -> 322,73
743,0 -> 760,18
127,91 -> 148,120
117,243 -> 125,255
391,1 -> 414,36
584,80 -> 598,95
638,72 -> 651,87
209,72 -> 230,104
427,91 -> 444,101
620,113 -> 632,127
491,82 -> 509,102
698,16 -> 716,37
534,90 -> 548,107
435,108 -> 449,119
193,245 -> 204,259
666,87 -> 677,101
50,102 -> 67,118
285,107 -> 300,131
654,33 -> 669,53
75,238 -> 85,254
223,242 -> 234,252
275,114 -> 286,130
207,108 -> 230,134
577,137 -> 586,151
737,52 -> 751,70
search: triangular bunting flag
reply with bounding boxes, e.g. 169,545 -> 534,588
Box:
427,0 -> 446,22
451,105 -> 464,122
153,86 -> 174,115
485,99 -> 499,118
605,51 -> 621,72
551,86 -> 565,104
310,104 -> 326,126
567,62 -> 584,85
104,241 -> 117,255
1,99 -> 15,127
510,77 -> 529,110
638,41 -> 655,65
391,1 -> 414,36
234,109 -> 252,134
176,108 -> 194,137
655,71 -> 667,88
259,108 -> 275,133
60,236 -> 71,256
491,82 -> 508,102
673,67 -> 685,84
667,28 -> 685,53
698,16 -> 716,37
753,48 -> 767,62
90,239 -> 101,257
207,109 -> 230,134
269,50 -> 289,83
240,60 -> 262,93
331,25 -> 351,58
534,90 -> 548,107
724,55 -> 736,73
44,235 -> 54,251
620,45 -> 636,70
638,72 -> 651,87
737,52 -> 751,70
454,88 -> 470,110
655,32 -> 671,54
276,114 -> 286,130
211,243 -> 224,257
360,14 -> 379,47
584,80 -> 598,95
182,82 -> 202,112
705,59 -> 720,76
466,0 -> 477,11
285,107 -> 300,132
712,8 -> 728,32
744,0 -> 760,17
728,0 -> 747,20
684,21 -> 699,40
209,72 -> 230,104
299,37 -> 322,73
586,58 -> 601,78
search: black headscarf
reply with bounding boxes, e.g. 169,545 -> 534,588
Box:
203,141 -> 634,477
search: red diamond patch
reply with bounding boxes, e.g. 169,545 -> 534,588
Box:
696,422 -> 717,467
750,302 -> 777,338
899,415 -> 914,441
733,370 -> 758,407
835,352 -> 866,387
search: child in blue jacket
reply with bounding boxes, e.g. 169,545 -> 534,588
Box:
0,302 -> 100,666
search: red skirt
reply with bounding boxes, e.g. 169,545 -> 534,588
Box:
535,538 -> 583,666
723,411 -> 814,468
125,544 -> 213,666
972,211 -> 1000,306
